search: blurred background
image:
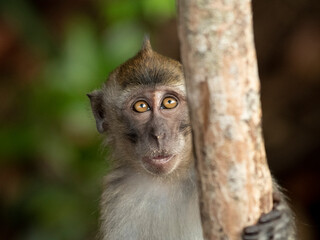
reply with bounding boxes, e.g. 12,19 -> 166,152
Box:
0,0 -> 319,239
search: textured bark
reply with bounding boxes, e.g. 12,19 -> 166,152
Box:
178,0 -> 273,239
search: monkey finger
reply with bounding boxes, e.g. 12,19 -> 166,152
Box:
259,209 -> 282,223
243,217 -> 276,235
243,225 -> 260,235
243,226 -> 276,240
242,234 -> 258,240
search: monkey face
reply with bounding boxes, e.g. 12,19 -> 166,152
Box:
88,38 -> 192,177
121,85 -> 192,176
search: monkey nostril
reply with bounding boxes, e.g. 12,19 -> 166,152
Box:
152,134 -> 160,140
151,131 -> 165,141
157,132 -> 166,139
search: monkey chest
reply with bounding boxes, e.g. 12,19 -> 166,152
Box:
102,183 -> 203,240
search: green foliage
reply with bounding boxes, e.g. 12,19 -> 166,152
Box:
0,0 -> 176,239
101,0 -> 175,23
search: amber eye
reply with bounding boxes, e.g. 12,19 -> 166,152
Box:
162,97 -> 178,109
133,100 -> 150,113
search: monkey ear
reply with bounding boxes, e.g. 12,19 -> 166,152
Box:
87,90 -> 107,133
141,35 -> 152,52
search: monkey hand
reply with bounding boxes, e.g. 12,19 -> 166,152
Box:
242,192 -> 296,240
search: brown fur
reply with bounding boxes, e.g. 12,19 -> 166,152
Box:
113,37 -> 183,89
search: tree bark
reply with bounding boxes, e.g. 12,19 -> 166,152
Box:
178,0 -> 273,239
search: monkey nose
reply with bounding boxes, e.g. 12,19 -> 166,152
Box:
153,133 -> 164,140
151,130 -> 165,141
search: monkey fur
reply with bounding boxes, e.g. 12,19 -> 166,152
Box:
88,38 -> 296,240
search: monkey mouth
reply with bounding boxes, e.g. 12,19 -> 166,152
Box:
141,153 -> 177,175
143,155 -> 174,166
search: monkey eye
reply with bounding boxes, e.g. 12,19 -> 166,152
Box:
162,97 -> 178,109
133,100 -> 150,113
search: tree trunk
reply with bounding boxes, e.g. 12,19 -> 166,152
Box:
178,0 -> 273,239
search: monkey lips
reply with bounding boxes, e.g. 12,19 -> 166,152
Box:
142,154 -> 175,175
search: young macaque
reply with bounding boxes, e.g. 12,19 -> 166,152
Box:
88,38 -> 296,240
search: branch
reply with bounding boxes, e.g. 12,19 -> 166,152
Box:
178,0 -> 273,239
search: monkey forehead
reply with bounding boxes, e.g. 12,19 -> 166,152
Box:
125,83 -> 186,94
115,50 -> 184,89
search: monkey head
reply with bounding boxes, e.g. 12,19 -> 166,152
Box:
88,38 -> 192,176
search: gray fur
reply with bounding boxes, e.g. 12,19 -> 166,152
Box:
99,169 -> 203,240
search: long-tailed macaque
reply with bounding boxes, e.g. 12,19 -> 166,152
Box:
88,38 -> 296,240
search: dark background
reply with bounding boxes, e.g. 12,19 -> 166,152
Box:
0,0 -> 319,239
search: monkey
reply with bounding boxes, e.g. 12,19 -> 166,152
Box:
87,37 -> 296,240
